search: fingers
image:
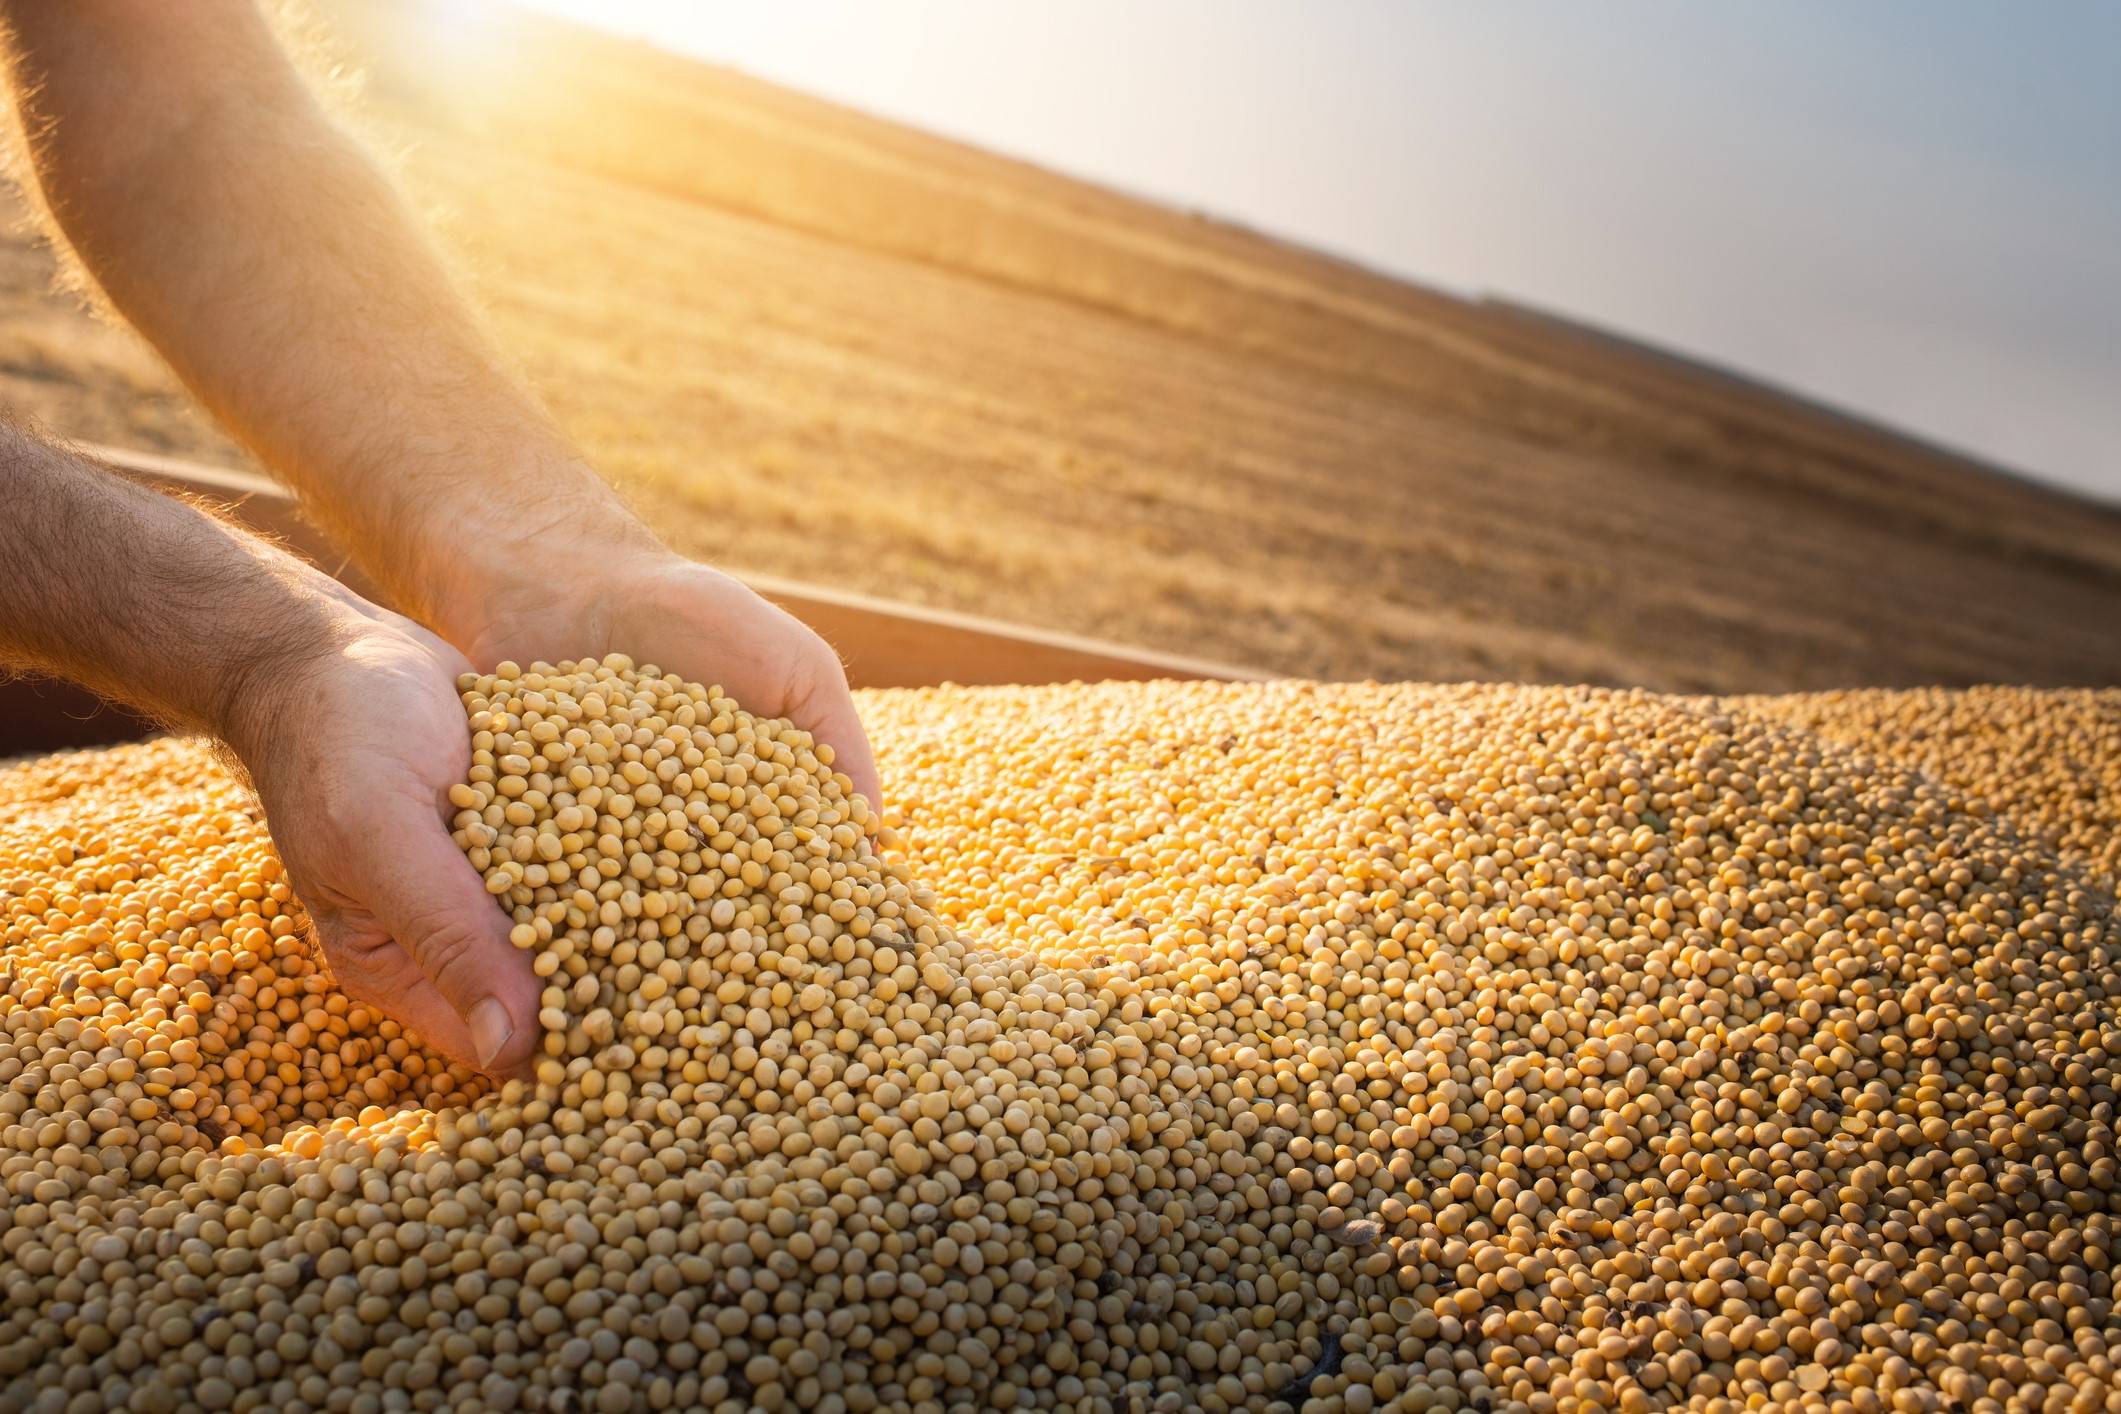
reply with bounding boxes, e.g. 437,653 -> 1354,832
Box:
355,792 -> 543,1077
315,925 -> 487,1070
806,689 -> 884,816
787,649 -> 884,817
708,601 -> 886,819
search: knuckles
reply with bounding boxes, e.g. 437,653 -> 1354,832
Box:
384,900 -> 496,1002
309,917 -> 403,1006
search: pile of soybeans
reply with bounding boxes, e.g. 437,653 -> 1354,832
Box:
1,662 -> 2117,1414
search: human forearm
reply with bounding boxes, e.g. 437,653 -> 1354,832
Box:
0,422 -> 541,1073
1,1 -> 882,805
0,424 -> 363,755
0,1 -> 650,642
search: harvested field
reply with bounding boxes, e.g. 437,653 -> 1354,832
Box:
2,0 -> 2119,690
1,677 -> 2115,1412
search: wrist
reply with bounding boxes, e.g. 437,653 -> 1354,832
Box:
420,460 -> 662,654
209,591 -> 390,771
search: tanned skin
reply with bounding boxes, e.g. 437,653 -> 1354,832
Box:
0,428 -> 539,1073
0,2 -> 881,1075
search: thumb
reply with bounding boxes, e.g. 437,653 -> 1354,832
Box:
360,796 -> 543,1076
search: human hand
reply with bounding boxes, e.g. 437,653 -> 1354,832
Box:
223,611 -> 540,1077
454,549 -> 883,815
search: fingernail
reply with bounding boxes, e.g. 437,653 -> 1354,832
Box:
469,997 -> 514,1069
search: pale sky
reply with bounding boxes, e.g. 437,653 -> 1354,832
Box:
517,0 -> 2121,502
